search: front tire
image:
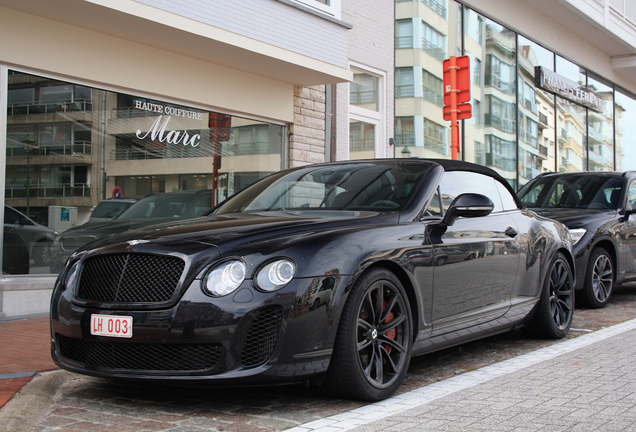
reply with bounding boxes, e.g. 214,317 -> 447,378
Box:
525,252 -> 574,339
579,248 -> 613,309
321,268 -> 413,401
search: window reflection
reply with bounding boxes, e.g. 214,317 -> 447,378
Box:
464,10 -> 516,187
3,71 -> 285,275
517,35 -> 555,185
394,0 -> 460,159
616,89 -> 636,171
587,76 -> 614,171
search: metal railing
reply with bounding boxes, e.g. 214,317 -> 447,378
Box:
350,138 -> 375,152
396,85 -> 415,98
422,40 -> 446,62
5,183 -> 91,199
6,141 -> 92,157
7,98 -> 93,116
423,87 -> 444,106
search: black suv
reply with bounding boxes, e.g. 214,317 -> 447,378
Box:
518,171 -> 636,308
48,190 -> 212,273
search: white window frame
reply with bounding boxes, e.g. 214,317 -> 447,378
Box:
291,0 -> 341,20
348,63 -> 386,159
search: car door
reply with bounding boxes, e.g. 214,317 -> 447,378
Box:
428,171 -> 520,337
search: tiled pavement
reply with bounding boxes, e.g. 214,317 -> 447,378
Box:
0,316 -> 57,409
290,318 -> 636,432
2,285 -> 636,431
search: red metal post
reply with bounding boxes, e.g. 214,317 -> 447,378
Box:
449,56 -> 459,161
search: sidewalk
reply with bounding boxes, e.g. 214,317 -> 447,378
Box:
290,318 -> 636,432
0,316 -> 57,409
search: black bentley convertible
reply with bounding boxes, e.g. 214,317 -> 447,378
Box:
50,159 -> 574,401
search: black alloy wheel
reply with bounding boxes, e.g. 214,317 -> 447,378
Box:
321,268 -> 412,401
580,248 -> 614,309
525,252 -> 574,339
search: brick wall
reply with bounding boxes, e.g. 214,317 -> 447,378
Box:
289,85 -> 327,167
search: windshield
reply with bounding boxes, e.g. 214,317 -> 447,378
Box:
91,201 -> 134,219
117,192 -> 212,219
213,162 -> 432,215
518,175 -> 624,210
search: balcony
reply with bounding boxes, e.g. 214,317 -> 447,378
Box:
423,87 -> 444,107
538,112 -> 549,129
396,85 -> 415,98
422,40 -> 446,62
8,98 -> 93,116
6,141 -> 92,158
350,138 -> 374,152
395,132 -> 415,147
5,183 -> 91,199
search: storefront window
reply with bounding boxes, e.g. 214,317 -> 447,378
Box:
615,89 -> 636,171
464,10 -> 517,187
517,35 -> 555,185
587,76 -> 614,171
3,71 -> 285,276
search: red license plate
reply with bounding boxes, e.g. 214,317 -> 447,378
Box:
90,314 -> 133,338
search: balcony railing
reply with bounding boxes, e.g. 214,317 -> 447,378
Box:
423,87 -> 444,107
8,98 -> 93,116
395,132 -> 415,147
350,91 -> 376,105
6,141 -> 92,157
395,36 -> 413,49
422,40 -> 446,62
5,183 -> 91,199
350,138 -> 375,152
424,134 -> 446,155
396,85 -> 415,98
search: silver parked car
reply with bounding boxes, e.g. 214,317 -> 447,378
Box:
4,205 -> 58,267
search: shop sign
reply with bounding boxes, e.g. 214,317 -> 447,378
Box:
134,100 -> 203,147
535,67 -> 603,113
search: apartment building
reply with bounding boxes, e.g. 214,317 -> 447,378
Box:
395,0 -> 636,188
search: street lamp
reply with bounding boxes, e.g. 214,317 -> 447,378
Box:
21,139 -> 35,217
401,146 -> 412,158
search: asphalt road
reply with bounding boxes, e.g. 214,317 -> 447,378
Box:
9,284 -> 636,432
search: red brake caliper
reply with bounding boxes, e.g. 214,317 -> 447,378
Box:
383,299 -> 395,354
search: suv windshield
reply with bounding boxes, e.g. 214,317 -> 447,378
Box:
519,175 -> 624,210
214,162 -> 432,214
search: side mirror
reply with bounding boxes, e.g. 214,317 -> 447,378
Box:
442,193 -> 494,226
625,201 -> 636,218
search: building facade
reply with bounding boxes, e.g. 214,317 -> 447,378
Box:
0,0 -> 394,317
395,0 -> 636,189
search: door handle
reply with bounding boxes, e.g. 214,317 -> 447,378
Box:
505,227 -> 518,238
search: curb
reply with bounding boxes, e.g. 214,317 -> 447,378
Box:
0,369 -> 73,432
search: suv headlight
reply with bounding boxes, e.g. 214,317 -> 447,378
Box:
569,228 -> 587,245
202,260 -> 246,297
256,259 -> 296,292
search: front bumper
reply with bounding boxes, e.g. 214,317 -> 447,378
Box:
51,274 -> 351,384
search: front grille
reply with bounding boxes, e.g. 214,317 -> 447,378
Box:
56,334 -> 221,372
77,254 -> 185,303
240,307 -> 283,368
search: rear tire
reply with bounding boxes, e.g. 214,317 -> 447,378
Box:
525,252 -> 574,339
321,268 -> 412,401
579,248 -> 613,309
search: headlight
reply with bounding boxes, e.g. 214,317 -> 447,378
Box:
256,259 -> 296,292
203,260 -> 246,297
569,228 -> 587,245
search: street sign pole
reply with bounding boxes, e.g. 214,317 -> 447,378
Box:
449,56 -> 459,161
443,55 -> 471,161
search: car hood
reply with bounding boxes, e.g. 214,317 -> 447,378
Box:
60,217 -> 181,237
528,208 -> 616,229
77,210 -> 394,255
